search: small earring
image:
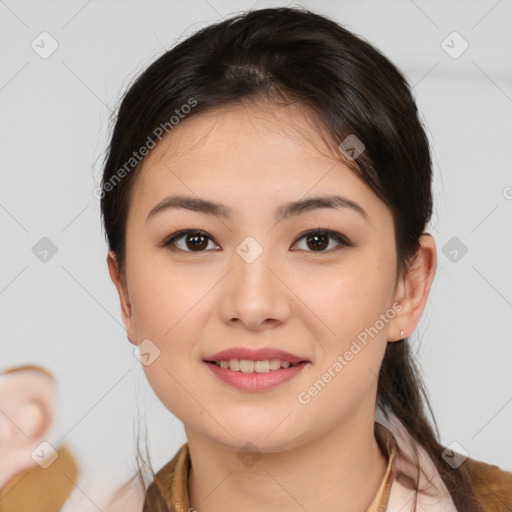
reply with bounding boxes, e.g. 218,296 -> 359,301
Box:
400,329 -> 404,338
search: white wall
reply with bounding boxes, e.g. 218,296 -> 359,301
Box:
1,0 -> 510,497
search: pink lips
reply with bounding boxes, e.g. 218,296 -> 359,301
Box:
203,346 -> 309,392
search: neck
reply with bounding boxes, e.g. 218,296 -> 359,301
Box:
186,410 -> 388,512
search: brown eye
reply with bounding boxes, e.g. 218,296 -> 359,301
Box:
305,232 -> 329,251
183,233 -> 209,251
293,230 -> 352,253
162,230 -> 219,252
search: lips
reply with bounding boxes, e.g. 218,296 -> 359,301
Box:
204,347 -> 308,365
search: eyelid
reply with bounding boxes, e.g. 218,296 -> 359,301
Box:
160,228 -> 353,253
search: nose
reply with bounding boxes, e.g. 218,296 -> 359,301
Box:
218,244 -> 292,331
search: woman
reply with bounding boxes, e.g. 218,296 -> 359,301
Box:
100,7 -> 512,512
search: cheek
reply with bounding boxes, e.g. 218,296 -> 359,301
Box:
298,265 -> 391,407
301,255 -> 394,344
127,251 -> 210,340
141,358 -> 192,424
297,256 -> 394,408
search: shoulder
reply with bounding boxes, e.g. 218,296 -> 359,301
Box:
464,457 -> 512,512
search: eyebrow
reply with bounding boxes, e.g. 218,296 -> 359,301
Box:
145,194 -> 370,224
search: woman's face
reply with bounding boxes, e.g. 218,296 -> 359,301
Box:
108,100 -> 409,451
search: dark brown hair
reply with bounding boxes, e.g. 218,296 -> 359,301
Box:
100,7 -> 484,511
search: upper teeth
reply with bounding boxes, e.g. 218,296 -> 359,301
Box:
215,359 -> 293,373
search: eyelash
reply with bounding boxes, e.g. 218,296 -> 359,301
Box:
159,228 -> 353,254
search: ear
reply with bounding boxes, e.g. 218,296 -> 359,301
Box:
106,251 -> 138,346
389,233 -> 437,342
0,369 -> 56,488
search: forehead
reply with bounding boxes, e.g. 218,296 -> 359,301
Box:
141,100 -> 338,172
127,100 -> 390,227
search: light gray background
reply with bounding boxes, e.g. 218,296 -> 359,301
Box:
1,0 -> 511,495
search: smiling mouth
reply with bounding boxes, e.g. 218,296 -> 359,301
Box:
205,359 -> 307,373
